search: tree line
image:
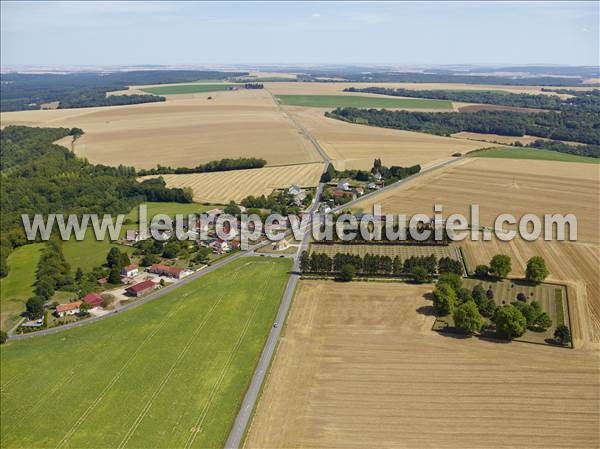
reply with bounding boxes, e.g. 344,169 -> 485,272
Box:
0,126 -> 192,278
321,158 -> 421,183
1,70 -> 247,111
136,157 -> 267,176
328,107 -> 600,152
300,250 -> 463,282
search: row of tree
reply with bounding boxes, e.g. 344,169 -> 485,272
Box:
136,157 -> 267,176
473,255 -> 549,283
328,107 -> 600,149
300,251 -> 463,281
345,87 -> 600,113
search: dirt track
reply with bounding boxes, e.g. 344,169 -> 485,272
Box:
244,281 -> 600,449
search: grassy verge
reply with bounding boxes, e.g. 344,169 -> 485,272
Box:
275,94 -> 452,109
555,288 -> 565,326
0,257 -> 292,449
468,147 -> 599,164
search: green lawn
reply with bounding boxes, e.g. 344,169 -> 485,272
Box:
125,202 -> 217,223
1,257 -> 292,449
275,94 -> 453,109
141,84 -> 240,95
62,229 -> 135,274
469,147 -> 599,164
0,244 -> 44,331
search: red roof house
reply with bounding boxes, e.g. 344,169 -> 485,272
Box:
148,264 -> 184,279
82,293 -> 103,308
125,280 -> 157,297
56,301 -> 83,317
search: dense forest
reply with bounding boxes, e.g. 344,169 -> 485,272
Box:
299,71 -> 595,86
328,108 -> 600,155
345,87 -> 600,113
0,126 -> 192,277
136,157 -> 267,176
0,70 -> 246,111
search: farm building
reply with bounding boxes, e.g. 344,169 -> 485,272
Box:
125,280 -> 157,297
148,264 -> 185,279
121,263 -> 139,278
81,293 -> 103,308
56,301 -> 83,318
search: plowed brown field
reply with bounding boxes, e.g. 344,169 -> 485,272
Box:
244,281 -> 600,449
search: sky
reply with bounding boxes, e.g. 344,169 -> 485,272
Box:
1,1 -> 598,67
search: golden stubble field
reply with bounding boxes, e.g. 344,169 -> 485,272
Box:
244,281 -> 600,449
0,89 -> 321,169
142,162 -> 323,203
355,158 -> 600,345
285,106 -> 498,170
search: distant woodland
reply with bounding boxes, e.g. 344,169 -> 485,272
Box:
0,70 -> 246,111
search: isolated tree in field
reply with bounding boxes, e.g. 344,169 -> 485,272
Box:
69,127 -> 84,151
489,255 -> 511,278
525,256 -> 549,283
516,292 -> 527,302
533,312 -> 552,330
108,266 -> 121,285
453,300 -> 484,335
224,201 -> 241,216
432,283 -> 457,316
337,264 -> 356,282
554,325 -> 571,345
299,251 -> 310,272
26,296 -> 45,319
494,305 -> 527,340
474,265 -> 489,279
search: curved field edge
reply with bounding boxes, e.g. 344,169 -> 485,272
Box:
0,257 -> 292,449
275,94 -> 452,109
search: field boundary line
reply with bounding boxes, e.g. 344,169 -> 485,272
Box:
54,293 -> 191,449
116,268 -> 244,449
184,264 -> 275,449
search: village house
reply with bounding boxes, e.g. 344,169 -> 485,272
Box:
81,293 -> 103,309
56,301 -> 83,318
148,264 -> 185,279
367,182 -> 379,190
125,279 -> 157,297
209,239 -> 230,253
121,263 -> 139,278
125,229 -> 142,243
288,184 -> 303,196
274,239 -> 290,251
337,180 -> 350,191
373,171 -> 383,181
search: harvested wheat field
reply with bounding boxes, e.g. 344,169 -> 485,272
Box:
244,281 -> 600,449
142,162 -> 323,203
285,107 -> 497,170
355,158 -> 600,344
0,89 -> 320,169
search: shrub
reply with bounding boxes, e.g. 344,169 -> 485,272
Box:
489,255 -> 512,278
474,265 -> 489,279
525,256 -> 549,283
533,312 -> 552,330
516,292 -> 527,302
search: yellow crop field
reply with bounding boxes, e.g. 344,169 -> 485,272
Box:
309,243 -> 460,261
0,89 -> 321,169
285,107 -> 498,170
354,158 -> 600,345
244,280 -> 600,449
142,162 -> 323,203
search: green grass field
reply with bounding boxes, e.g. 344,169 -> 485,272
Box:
125,202 -> 217,223
275,94 -> 453,109
469,147 -> 599,164
0,244 -> 44,331
62,230 -> 135,273
141,84 -> 240,95
0,257 -> 292,449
